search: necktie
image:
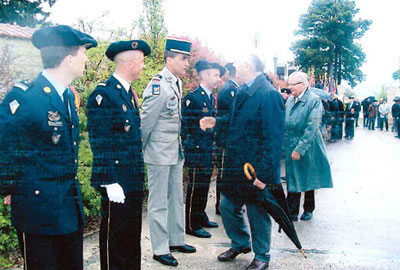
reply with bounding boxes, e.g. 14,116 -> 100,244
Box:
176,80 -> 181,95
63,88 -> 70,116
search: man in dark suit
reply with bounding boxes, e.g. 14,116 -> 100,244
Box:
182,60 -> 224,238
200,54 -> 285,270
215,63 -> 240,215
353,98 -> 361,127
345,97 -> 356,139
0,25 -> 97,270
86,40 -> 150,270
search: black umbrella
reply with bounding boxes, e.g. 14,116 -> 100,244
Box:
362,96 -> 376,103
244,163 -> 307,259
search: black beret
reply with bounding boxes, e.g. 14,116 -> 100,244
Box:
165,36 -> 192,55
394,96 -> 400,101
195,60 -> 225,76
105,40 -> 151,61
32,25 -> 97,49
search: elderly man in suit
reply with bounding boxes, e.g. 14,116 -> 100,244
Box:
141,37 -> 196,267
0,25 -> 97,270
200,54 -> 285,270
87,39 -> 151,270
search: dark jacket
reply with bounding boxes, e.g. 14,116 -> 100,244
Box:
87,75 -> 144,196
0,73 -> 84,235
181,86 -> 216,168
216,79 -> 239,148
392,103 -> 400,118
217,74 -> 285,203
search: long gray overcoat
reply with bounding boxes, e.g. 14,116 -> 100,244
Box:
284,89 -> 333,192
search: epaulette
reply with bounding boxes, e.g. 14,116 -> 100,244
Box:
13,80 -> 31,91
152,74 -> 162,82
189,89 -> 196,94
97,81 -> 108,88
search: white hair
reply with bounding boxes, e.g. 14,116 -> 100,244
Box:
289,71 -> 309,88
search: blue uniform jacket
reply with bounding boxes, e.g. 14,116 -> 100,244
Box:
217,74 -> 285,203
181,86 -> 216,168
0,73 -> 84,235
87,75 -> 144,196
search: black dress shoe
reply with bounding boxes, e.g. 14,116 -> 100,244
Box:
201,220 -> 218,228
186,228 -> 211,238
170,244 -> 196,253
217,247 -> 252,262
301,211 -> 313,221
153,254 -> 178,267
246,258 -> 269,270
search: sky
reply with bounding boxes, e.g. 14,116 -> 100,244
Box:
48,0 -> 400,98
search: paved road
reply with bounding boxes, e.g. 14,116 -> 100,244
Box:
13,127 -> 400,269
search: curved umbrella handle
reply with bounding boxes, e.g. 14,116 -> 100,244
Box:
244,163 -> 257,180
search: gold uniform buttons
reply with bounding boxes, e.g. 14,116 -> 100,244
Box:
34,190 -> 40,195
73,141 -> 77,146
74,159 -> 78,164
115,160 -> 119,164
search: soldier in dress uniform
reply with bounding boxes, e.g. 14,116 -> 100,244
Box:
215,62 -> 240,215
0,25 -> 97,270
86,40 -> 150,270
182,60 -> 224,238
141,37 -> 196,267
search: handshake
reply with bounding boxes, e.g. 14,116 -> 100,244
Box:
199,117 -> 216,131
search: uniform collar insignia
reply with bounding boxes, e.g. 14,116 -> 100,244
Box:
9,100 -> 20,115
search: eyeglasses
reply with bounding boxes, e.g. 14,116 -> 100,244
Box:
288,82 -> 303,87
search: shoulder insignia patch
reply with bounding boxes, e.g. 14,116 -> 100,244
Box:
14,82 -> 29,91
189,89 -> 196,94
9,100 -> 20,115
96,95 -> 103,106
152,84 -> 160,95
185,99 -> 191,107
97,82 -> 107,87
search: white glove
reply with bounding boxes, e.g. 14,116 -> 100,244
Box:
101,183 -> 125,204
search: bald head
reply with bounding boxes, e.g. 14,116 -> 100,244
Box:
114,50 -> 145,82
288,71 -> 309,97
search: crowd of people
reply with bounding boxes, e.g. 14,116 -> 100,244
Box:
1,24 -> 338,270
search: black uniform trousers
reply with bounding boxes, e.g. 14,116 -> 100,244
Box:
345,119 -> 355,138
185,167 -> 213,231
100,193 -> 143,270
214,147 -> 225,214
17,229 -> 83,270
287,190 -> 315,216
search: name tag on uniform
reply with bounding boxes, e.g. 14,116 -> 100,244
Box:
48,121 -> 63,127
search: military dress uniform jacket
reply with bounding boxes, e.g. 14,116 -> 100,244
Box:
217,74 -> 285,203
181,86 -> 216,168
141,67 -> 183,165
0,73 -> 84,235
216,79 -> 239,148
87,76 -> 144,195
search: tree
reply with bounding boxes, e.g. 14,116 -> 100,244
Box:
393,69 -> 400,81
138,0 -> 167,55
291,0 -> 372,90
0,0 -> 57,27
